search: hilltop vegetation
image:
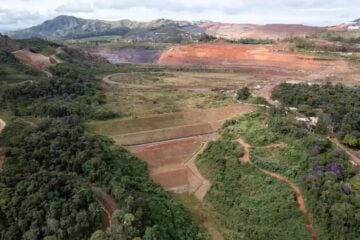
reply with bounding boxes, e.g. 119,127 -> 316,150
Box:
221,106 -> 360,240
272,83 -> 360,149
0,38 -> 204,239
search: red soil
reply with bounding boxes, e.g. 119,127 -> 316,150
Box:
130,137 -> 212,200
13,50 -> 53,70
13,49 -> 54,77
157,43 -> 346,70
102,104 -> 256,201
131,138 -> 202,168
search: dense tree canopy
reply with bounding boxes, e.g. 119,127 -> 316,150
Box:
272,83 -> 360,148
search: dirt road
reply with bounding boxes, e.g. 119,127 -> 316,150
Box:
0,119 -> 5,133
93,187 -> 118,230
236,137 -> 318,240
185,143 -> 213,201
260,169 -> 318,240
328,137 -> 360,166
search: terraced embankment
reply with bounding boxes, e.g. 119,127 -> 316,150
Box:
89,104 -> 256,200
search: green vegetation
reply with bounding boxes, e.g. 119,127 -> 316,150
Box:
0,118 -> 203,240
196,139 -> 310,239
236,87 -> 251,101
222,106 -> 360,239
0,50 -> 45,82
272,82 -> 360,149
0,39 -> 204,239
225,38 -> 275,45
17,38 -> 60,55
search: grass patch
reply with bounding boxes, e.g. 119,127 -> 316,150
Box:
196,140 -> 310,240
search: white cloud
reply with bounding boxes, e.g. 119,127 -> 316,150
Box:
0,0 -> 359,31
55,2 -> 94,13
0,9 -> 41,25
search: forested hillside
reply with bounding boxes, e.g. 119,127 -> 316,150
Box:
272,83 -> 360,148
0,38 -> 204,239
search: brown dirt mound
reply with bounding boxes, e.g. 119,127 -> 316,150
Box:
13,49 -> 53,70
157,43 -> 346,70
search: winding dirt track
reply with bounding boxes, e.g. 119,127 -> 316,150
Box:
93,187 -> 118,230
236,137 -> 318,240
0,119 -> 5,133
328,137 -> 360,166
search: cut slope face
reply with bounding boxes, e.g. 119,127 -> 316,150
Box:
13,49 -> 53,70
90,104 -> 256,200
157,43 -> 347,70
91,104 -> 256,145
13,49 -> 55,77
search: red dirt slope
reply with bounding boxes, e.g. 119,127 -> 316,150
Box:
157,43 -> 347,70
13,49 -> 54,76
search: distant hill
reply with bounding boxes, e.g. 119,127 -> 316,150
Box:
327,18 -> 360,31
7,15 -> 322,41
7,15 -> 203,42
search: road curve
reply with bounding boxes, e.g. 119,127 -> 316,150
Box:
236,137 -> 318,240
328,137 -> 360,166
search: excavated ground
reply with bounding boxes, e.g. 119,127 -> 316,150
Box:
90,104 -> 256,200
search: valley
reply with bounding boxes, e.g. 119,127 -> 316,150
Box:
1,13 -> 360,240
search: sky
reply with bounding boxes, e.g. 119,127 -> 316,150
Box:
0,0 -> 359,32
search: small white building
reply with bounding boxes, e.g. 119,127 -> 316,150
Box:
348,26 -> 360,31
296,116 -> 318,129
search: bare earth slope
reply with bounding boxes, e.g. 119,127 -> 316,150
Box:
90,104 -> 256,200
157,43 -> 348,70
201,22 -> 319,40
13,49 -> 55,76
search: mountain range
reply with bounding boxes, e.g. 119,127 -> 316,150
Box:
7,15 -> 204,42
7,15 -> 325,41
